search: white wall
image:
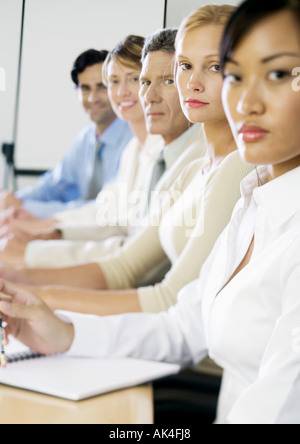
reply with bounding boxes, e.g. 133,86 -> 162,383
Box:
14,0 -> 164,172
166,0 -> 241,28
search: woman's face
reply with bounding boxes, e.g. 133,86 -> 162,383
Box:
106,59 -> 144,122
176,25 -> 227,124
222,10 -> 300,176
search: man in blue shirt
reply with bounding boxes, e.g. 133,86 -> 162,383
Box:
0,49 -> 133,218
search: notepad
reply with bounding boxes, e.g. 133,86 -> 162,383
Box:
0,338 -> 180,401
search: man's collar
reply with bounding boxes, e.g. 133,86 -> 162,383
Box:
162,125 -> 200,170
95,117 -> 131,147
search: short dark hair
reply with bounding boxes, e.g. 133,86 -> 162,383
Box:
220,0 -> 300,75
71,49 -> 109,86
141,28 -> 178,63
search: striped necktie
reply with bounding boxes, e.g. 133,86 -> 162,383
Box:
87,140 -> 103,200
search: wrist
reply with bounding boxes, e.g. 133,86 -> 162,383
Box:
63,322 -> 75,353
54,312 -> 75,354
15,266 -> 32,285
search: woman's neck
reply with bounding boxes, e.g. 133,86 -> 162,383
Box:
203,119 -> 237,168
268,154 -> 300,181
129,116 -> 148,145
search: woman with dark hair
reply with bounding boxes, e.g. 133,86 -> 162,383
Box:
1,0 -> 300,424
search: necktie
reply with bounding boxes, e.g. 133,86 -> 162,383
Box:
147,151 -> 166,204
87,140 -> 103,200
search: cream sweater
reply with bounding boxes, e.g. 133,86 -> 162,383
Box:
99,151 -> 254,312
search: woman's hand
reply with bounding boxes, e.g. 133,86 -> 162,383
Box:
0,280 -> 74,355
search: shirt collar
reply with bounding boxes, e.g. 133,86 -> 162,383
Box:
143,134 -> 164,157
241,165 -> 300,228
162,124 -> 199,170
95,117 -> 132,148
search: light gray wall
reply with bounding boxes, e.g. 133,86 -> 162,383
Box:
166,0 -> 241,28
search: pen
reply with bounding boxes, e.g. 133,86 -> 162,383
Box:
0,313 -> 7,368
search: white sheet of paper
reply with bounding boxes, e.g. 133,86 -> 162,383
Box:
0,338 -> 180,401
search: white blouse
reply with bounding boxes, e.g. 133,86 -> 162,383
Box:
63,165 -> 300,424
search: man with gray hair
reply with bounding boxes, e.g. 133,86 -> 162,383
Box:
139,28 -> 202,203
141,28 -> 178,62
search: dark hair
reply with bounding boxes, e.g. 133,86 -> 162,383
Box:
71,49 -> 109,86
141,28 -> 178,63
220,0 -> 300,74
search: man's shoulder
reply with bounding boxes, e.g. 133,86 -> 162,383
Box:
68,123 -> 96,152
75,123 -> 96,141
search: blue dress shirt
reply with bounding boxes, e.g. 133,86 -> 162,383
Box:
16,118 -> 133,218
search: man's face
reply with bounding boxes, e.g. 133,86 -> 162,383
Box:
77,63 -> 116,126
139,51 -> 189,145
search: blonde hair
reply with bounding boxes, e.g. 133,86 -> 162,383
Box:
176,4 -> 236,47
102,35 -> 145,85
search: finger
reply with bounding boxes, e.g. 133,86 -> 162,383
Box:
0,292 -> 12,303
0,280 -> 19,298
3,327 -> 12,344
0,300 -> 36,320
0,280 -> 34,305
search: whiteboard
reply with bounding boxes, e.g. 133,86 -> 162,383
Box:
14,0 -> 164,170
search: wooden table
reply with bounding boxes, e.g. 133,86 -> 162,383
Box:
0,384 -> 154,424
